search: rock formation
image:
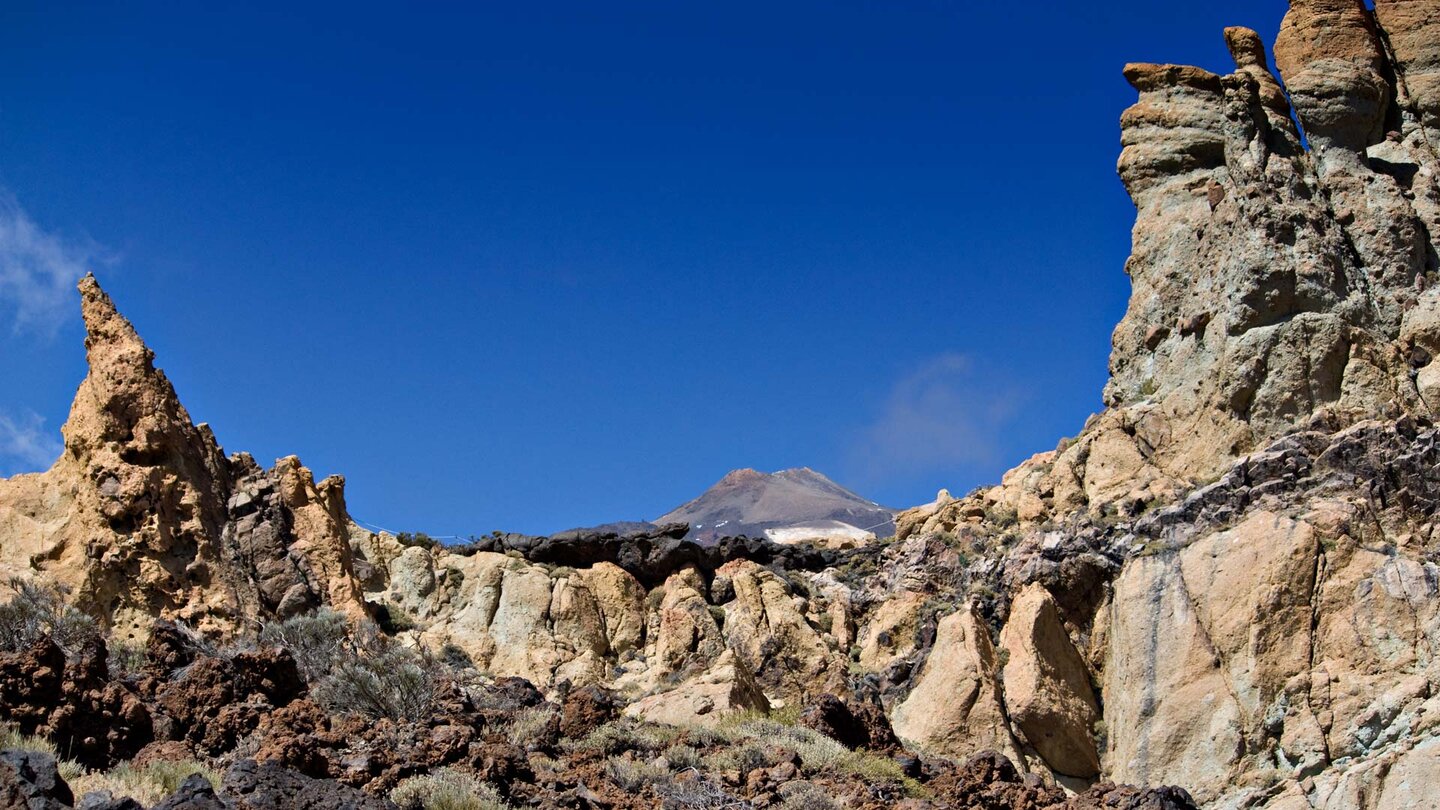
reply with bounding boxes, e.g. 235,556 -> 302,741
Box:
0,275 -> 369,640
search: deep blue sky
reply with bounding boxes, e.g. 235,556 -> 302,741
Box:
0,2 -> 1290,536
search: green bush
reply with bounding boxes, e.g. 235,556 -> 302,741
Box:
258,608 -> 351,682
391,768 -> 510,810
0,578 -> 99,657
395,532 -> 441,550
314,641 -> 439,720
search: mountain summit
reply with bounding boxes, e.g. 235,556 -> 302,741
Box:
656,467 -> 895,545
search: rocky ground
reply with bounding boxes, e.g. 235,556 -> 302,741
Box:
0,615 -> 1195,809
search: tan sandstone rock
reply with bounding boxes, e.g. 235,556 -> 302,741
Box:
999,583 -> 1101,778
623,649 -> 769,728
891,604 -> 1023,765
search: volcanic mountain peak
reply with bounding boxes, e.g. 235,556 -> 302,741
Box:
657,466 -> 894,544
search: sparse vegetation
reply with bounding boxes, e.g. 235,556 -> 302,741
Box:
503,706 -> 556,748
0,578 -> 99,657
396,532 -> 441,550
313,639 -> 440,720
258,607 -> 351,682
604,756 -> 669,792
661,743 -> 700,770
106,637 -> 147,677
777,781 -> 840,810
391,768 -> 511,810
69,759 -> 222,806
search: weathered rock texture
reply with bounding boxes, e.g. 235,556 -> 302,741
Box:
884,5 -> 1440,806
0,277 -> 369,641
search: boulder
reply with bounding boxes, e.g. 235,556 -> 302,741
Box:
222,760 -> 396,810
0,751 -> 73,810
999,584 -> 1101,778
890,606 -> 1023,764
624,650 -> 769,727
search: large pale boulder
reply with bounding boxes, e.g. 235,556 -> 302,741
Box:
999,583 -> 1101,778
423,552 -> 620,689
648,566 -> 726,676
715,559 -> 848,701
856,591 -> 925,673
891,605 -> 1023,765
624,650 -> 769,728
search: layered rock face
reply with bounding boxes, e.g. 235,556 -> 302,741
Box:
885,5 -> 1440,804
0,276 -> 369,639
903,2 -> 1440,534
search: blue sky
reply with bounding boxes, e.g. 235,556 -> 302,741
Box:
0,1 -> 1290,536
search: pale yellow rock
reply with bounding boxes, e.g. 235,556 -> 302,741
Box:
716,559 -> 849,700
856,591 -> 925,673
272,457 -> 370,623
999,583 -> 1101,778
891,605 -> 1023,764
650,566 -> 726,676
572,562 -> 645,655
623,650 -> 769,728
422,552 -> 612,689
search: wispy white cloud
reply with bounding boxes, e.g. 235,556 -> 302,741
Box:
848,353 -> 1025,484
0,410 -> 62,476
0,193 -> 101,336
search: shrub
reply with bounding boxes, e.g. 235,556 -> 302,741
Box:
661,743 -> 699,770
69,760 -> 221,807
314,641 -> 439,720
391,768 -> 510,810
565,721 -> 637,756
0,578 -> 99,656
654,776 -> 739,810
604,757 -> 668,793
564,720 -> 681,756
376,602 -> 418,635
439,643 -> 474,670
778,782 -> 839,810
106,638 -> 147,678
705,741 -> 774,775
259,608 -> 351,682
790,736 -> 848,773
503,706 -> 555,748
395,532 -> 441,550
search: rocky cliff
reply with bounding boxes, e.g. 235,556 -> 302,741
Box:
2,3 -> 1439,808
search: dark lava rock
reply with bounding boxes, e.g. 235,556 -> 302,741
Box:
798,693 -> 900,752
0,750 -> 74,810
151,774 -> 232,810
222,760 -> 397,810
459,523 -> 842,589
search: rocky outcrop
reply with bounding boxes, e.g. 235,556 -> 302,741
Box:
388,540 -> 854,711
890,605 -> 1023,766
623,650 -> 769,727
222,760 -> 396,810
1000,584 -> 1101,779
0,750 -> 74,810
885,7 -> 1440,802
899,6 -> 1440,538
0,276 -> 371,640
